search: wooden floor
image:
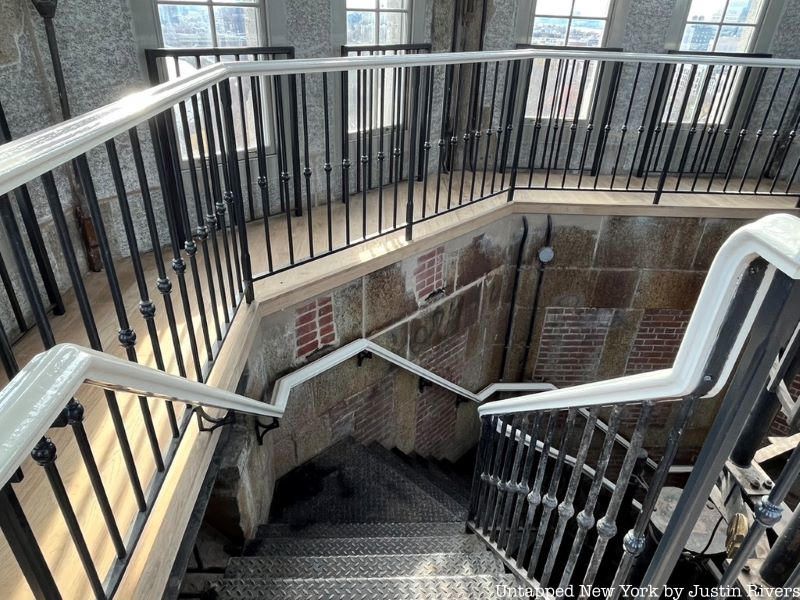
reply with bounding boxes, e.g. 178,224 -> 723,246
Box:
0,172 -> 796,599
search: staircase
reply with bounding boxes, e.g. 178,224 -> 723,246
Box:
208,439 -> 518,598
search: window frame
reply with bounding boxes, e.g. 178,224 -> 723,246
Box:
344,0 -> 413,47
152,0 -> 269,49
676,0 -> 768,54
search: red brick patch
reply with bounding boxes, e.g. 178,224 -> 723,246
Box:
414,246 -> 445,302
533,308 -> 614,387
625,309 -> 692,375
295,296 -> 338,358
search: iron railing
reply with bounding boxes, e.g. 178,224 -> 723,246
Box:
473,214 -> 800,595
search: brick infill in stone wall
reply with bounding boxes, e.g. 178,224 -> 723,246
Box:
295,296 -> 337,358
414,246 -> 445,302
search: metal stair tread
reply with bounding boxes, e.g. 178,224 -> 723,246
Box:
212,574 -> 519,599
244,534 -> 486,556
225,552 -> 505,578
256,521 -> 466,539
365,443 -> 469,517
268,439 -> 462,526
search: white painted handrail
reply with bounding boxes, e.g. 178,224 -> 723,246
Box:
2,48 -> 800,196
269,337 -> 555,413
480,213 -> 800,416
0,343 -> 279,487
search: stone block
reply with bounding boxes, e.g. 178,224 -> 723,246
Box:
332,279 -> 363,344
594,216 -> 703,269
363,263 -> 417,336
591,269 -> 640,308
693,218 -> 751,270
548,215 -> 602,268
455,231 -> 508,289
632,270 -> 705,310
370,321 -> 409,357
597,309 -> 644,378
539,268 -> 599,307
408,284 -> 481,357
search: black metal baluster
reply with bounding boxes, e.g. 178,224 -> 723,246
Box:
654,64 -> 697,203
399,62 -> 408,183
593,62 -> 623,190
164,109 -> 215,360
540,408 -> 599,586
421,65 -> 435,212
688,65 -> 731,189
446,63 -> 463,209
481,414 -> 510,533
505,412 -> 543,558
488,414 -> 521,540
148,117 -> 204,383
322,72 -> 334,251
392,65 -> 404,226
105,138 -> 180,436
739,68 -> 784,192
233,55 -> 255,221
368,62 -> 374,192
723,67 -> 767,192
361,66 -> 369,240
707,67 -> 753,191
541,59 -> 566,175
356,53 -> 362,195
458,63 -> 476,206
377,65 -> 386,229
274,75 -> 296,263
528,409 -> 577,576
609,62 -> 639,190
558,405 -> 623,588
39,169 -> 148,511
250,70 -> 275,272
527,58 -> 552,188
199,85 -> 236,311
499,61 -> 521,192
0,479 -> 61,600
405,65 -> 421,240
577,62 -> 607,189
31,439 -> 105,598
470,417 -> 495,521
469,61 -> 489,204
756,70 -> 800,193
212,84 -> 244,293
674,65 -> 714,191
340,70 -> 351,245
475,415 -> 500,526
220,80 -> 254,303
497,415 -> 533,550
507,60 -> 534,202
481,62 -> 501,196
548,60 -> 576,188
300,74 -> 314,256
771,93 -> 800,194
74,153 -> 166,469
516,411 -> 556,569
626,64 -> 663,190
550,59 -> 578,189
389,62 -> 399,184
647,64 -> 685,195
435,63 -> 454,213
287,74 -> 304,219
582,403 -> 652,588
184,98 -> 223,340
696,65 -> 739,184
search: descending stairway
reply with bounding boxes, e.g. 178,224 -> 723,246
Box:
208,439 -> 517,598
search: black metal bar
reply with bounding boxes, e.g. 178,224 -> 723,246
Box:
220,80 -> 255,303
322,72 -> 334,251
250,69 -> 275,273
0,482 -> 61,600
507,60 -> 534,203
756,70 -> 800,193
0,249 -> 28,332
654,64 -> 698,203
481,62 -> 501,197
405,65 -> 421,240
32,438 -> 105,599
674,64 -> 715,191
287,73 -> 304,218
273,75 -> 296,263
233,55 -> 255,221
300,74 -> 314,257
105,138 -> 180,438
340,70 -> 351,244
592,61 -> 623,189
505,412 -> 543,557
39,169 -> 148,511
707,66 -> 753,191
723,67 -> 768,192
527,58 -> 552,188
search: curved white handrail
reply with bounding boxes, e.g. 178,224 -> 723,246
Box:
269,337 -> 555,412
479,213 -> 800,416
0,343 -> 279,487
2,48 -> 800,197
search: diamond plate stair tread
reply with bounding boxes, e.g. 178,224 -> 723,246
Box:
245,534 -> 486,556
269,439 -> 461,526
404,453 -> 472,505
225,552 -> 504,578
213,574 -> 519,599
366,443 -> 469,517
256,521 -> 466,539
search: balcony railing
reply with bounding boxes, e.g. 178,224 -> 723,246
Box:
0,47 -> 799,598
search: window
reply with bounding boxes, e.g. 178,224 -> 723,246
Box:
668,0 -> 765,123
346,0 -> 410,46
525,0 -> 614,120
680,0 -> 763,53
153,0 -> 267,157
345,1 -> 411,135
156,1 -> 262,49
